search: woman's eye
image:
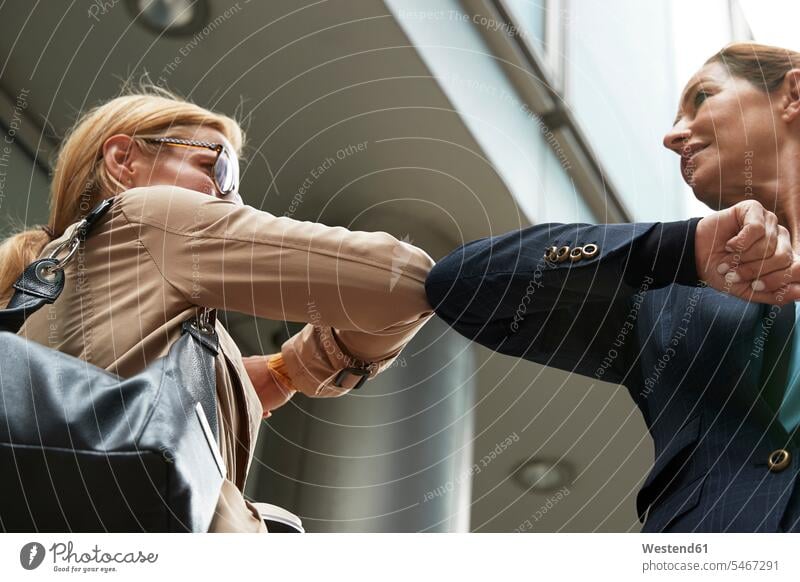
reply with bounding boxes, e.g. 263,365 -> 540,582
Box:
694,90 -> 711,108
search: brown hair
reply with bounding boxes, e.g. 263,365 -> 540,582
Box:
706,42 -> 800,92
0,85 -> 244,307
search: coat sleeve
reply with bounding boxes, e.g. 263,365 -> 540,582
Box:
424,219 -> 703,386
117,186 -> 435,397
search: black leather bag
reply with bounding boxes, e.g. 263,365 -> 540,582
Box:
0,197 -> 225,532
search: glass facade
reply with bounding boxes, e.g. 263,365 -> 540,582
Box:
503,0 -> 547,54
388,0 -> 598,225
538,133 -> 595,223
564,0 -> 686,221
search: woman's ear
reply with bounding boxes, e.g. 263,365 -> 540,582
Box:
780,69 -> 800,124
101,134 -> 138,188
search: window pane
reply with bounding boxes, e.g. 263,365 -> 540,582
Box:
564,0 -> 685,220
503,0 -> 547,53
536,133 -> 596,223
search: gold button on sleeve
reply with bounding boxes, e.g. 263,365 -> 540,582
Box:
569,246 -> 584,262
581,243 -> 599,259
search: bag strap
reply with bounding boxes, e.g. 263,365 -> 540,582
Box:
0,197 -> 219,340
0,197 -> 116,333
1,196 -> 222,443
1,195 -> 220,336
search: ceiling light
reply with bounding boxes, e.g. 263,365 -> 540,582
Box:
512,458 -> 573,493
127,0 -> 209,37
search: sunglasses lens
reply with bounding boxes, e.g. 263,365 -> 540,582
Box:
215,149 -> 238,194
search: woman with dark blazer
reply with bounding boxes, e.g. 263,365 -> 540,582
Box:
425,42 -> 800,532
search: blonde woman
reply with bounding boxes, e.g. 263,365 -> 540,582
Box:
0,88 -> 435,532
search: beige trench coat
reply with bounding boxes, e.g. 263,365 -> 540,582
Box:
17,185 -> 435,532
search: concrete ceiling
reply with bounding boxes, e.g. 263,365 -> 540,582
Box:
0,0 -> 525,248
0,0 -> 652,531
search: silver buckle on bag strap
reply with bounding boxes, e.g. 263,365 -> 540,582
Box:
189,307 -> 217,335
40,197 -> 115,279
41,219 -> 88,276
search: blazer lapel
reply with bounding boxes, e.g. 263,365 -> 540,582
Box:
758,301 -> 796,415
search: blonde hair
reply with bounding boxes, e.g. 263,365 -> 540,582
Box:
0,85 -> 244,307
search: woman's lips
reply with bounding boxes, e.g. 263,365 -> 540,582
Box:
680,144 -> 709,179
688,144 -> 709,161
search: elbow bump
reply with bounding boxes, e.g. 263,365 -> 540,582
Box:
388,237 -> 435,278
425,271 -> 477,332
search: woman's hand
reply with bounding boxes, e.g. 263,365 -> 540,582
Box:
695,199 -> 800,305
242,355 -> 296,418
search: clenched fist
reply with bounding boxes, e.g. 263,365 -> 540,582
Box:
695,199 -> 800,305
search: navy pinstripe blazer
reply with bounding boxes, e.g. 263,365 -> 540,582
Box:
425,219 -> 800,532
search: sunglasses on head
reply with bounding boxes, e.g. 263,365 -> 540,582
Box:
141,136 -> 240,198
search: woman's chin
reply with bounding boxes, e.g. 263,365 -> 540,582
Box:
691,183 -> 725,210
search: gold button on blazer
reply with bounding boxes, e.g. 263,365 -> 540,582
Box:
17,185 -> 436,532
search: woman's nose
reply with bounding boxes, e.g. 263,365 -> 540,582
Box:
663,123 -> 691,154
